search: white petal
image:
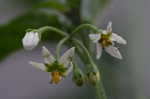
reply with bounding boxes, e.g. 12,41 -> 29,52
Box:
107,21 -> 112,33
29,61 -> 46,71
42,46 -> 56,64
102,30 -> 108,34
59,47 -> 75,67
105,46 -> 123,59
96,43 -> 102,59
22,32 -> 40,50
112,33 -> 127,45
89,34 -> 101,43
63,62 -> 73,76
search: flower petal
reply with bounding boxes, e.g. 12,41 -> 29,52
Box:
89,34 -> 101,43
42,46 -> 56,64
22,32 -> 40,50
112,33 -> 127,45
63,62 -> 73,76
105,46 -> 123,59
96,43 -> 102,59
59,47 -> 75,67
102,30 -> 108,34
29,61 -> 47,71
107,21 -> 112,33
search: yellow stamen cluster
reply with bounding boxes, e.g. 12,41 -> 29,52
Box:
99,34 -> 112,48
50,72 -> 61,84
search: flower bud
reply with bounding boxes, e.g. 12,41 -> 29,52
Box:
86,65 -> 100,85
72,64 -> 85,86
87,71 -> 100,85
22,31 -> 40,50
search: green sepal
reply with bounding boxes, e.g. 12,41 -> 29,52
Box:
45,61 -> 67,75
72,63 -> 85,87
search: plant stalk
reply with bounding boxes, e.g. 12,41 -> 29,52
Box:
56,36 -> 69,59
95,81 -> 107,99
38,26 -> 68,37
71,24 -> 101,37
73,39 -> 107,99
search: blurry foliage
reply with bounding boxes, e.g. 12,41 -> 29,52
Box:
81,0 -> 109,22
0,0 -> 110,61
33,1 -> 70,12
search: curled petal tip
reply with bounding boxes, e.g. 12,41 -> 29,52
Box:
42,46 -> 50,57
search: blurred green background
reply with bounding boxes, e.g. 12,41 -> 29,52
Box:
0,0 -> 148,99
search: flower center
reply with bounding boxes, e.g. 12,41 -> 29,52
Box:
50,71 -> 61,84
99,34 -> 112,48
45,61 -> 67,73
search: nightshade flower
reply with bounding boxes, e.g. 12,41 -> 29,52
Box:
89,22 -> 127,59
30,46 -> 75,84
22,32 -> 40,50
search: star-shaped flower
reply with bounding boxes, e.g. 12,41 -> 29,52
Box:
89,22 -> 127,59
30,46 -> 75,84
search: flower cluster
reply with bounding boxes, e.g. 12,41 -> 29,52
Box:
22,21 -> 127,86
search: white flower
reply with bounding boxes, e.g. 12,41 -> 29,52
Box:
29,46 -> 75,84
22,32 -> 40,50
89,21 -> 127,59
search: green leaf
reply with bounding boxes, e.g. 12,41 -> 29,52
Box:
33,1 -> 70,12
65,0 -> 81,26
81,0 -> 110,23
0,11 -> 64,61
66,0 -> 81,8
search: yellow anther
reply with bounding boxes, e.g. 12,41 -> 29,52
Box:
99,34 -> 112,48
50,72 -> 61,84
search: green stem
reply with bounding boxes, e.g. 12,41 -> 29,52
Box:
72,39 -> 94,64
71,24 -> 101,37
56,36 -> 69,59
73,39 -> 107,99
36,26 -> 69,59
38,26 -> 68,37
71,41 -> 87,63
95,81 -> 107,99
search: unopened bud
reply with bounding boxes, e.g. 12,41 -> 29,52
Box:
22,31 -> 40,50
72,64 -> 85,86
86,64 -> 100,85
87,71 -> 100,85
